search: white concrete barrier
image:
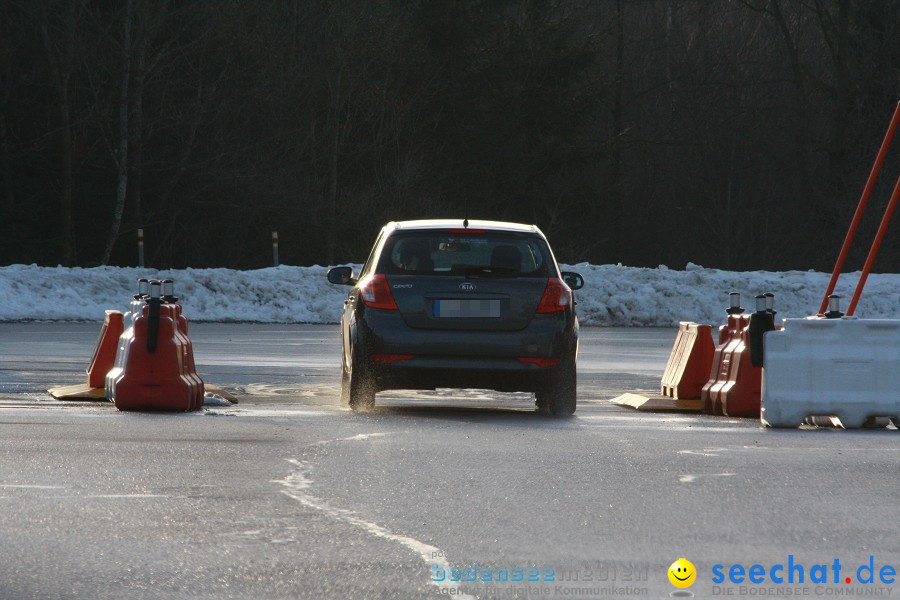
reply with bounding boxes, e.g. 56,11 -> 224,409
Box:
761,317 -> 900,428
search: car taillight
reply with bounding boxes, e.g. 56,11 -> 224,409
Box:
536,277 -> 572,313
359,274 -> 398,310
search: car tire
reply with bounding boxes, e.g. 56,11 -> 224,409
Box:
535,359 -> 576,417
342,343 -> 376,411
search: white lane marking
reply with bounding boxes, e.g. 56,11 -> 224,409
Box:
227,408 -> 333,418
1,484 -> 173,500
579,414 -> 741,424
679,473 -> 734,483
65,494 -> 170,499
0,484 -> 66,489
677,450 -> 720,456
275,436 -> 476,600
309,432 -> 391,447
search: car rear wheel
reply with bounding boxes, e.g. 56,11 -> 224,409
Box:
342,343 -> 376,411
535,360 -> 576,417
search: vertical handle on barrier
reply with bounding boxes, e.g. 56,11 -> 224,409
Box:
819,101 -> 900,315
846,174 -> 900,316
749,294 -> 775,367
726,292 -> 743,315
825,294 -> 843,319
135,278 -> 150,300
147,280 -> 161,353
161,278 -> 178,304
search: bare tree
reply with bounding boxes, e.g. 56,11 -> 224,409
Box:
0,12 -> 17,233
40,0 -> 87,265
99,0 -> 134,265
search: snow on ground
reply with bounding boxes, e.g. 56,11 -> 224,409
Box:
0,263 -> 898,327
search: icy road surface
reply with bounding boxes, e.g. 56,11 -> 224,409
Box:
0,323 -> 897,600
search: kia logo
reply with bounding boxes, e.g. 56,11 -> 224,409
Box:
459,283 -> 477,291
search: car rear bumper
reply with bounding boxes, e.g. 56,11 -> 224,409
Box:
356,309 -> 578,393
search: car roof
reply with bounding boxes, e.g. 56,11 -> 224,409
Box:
386,219 -> 542,235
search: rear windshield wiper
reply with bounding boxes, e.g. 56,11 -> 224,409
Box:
464,266 -> 519,278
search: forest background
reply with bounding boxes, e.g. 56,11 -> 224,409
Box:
1,0 -> 898,271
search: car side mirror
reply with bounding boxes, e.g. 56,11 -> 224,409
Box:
561,271 -> 584,290
327,266 -> 356,285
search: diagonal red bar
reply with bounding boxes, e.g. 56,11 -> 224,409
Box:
846,174 -> 900,316
819,101 -> 900,314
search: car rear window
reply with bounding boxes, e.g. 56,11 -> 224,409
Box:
377,231 -> 552,276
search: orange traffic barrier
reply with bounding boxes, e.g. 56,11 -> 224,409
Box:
86,310 -> 125,388
701,314 -> 762,417
702,314 -> 749,415
164,279 -> 204,410
660,322 -> 715,399
717,326 -> 762,417
173,303 -> 204,410
104,280 -> 149,400
107,285 -> 204,412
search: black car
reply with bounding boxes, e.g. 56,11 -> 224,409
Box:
326,219 -> 583,415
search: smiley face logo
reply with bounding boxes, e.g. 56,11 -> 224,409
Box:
668,558 -> 696,588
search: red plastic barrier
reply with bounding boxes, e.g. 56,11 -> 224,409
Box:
716,314 -> 743,345
86,310 -> 125,388
660,322 -> 715,399
718,327 -> 762,417
108,304 -> 204,412
105,316 -> 135,401
173,303 -> 205,410
701,314 -> 751,415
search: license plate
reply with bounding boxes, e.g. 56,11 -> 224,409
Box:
434,299 -> 501,318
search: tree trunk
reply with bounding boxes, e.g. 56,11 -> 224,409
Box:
768,0 -> 814,205
825,0 -> 852,195
0,115 -> 14,236
128,0 -> 147,229
609,0 -> 625,259
326,45 -> 344,267
59,87 -> 74,265
41,3 -> 82,266
0,21 -> 14,237
101,0 -> 134,265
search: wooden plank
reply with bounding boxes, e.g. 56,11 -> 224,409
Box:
609,393 -> 702,412
47,384 -> 106,401
49,383 -> 239,404
205,384 -> 239,404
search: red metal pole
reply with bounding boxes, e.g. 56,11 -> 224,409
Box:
847,174 -> 900,316
819,101 -> 900,314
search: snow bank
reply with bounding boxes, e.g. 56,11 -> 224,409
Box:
572,262 -> 900,327
1,263 -> 898,327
